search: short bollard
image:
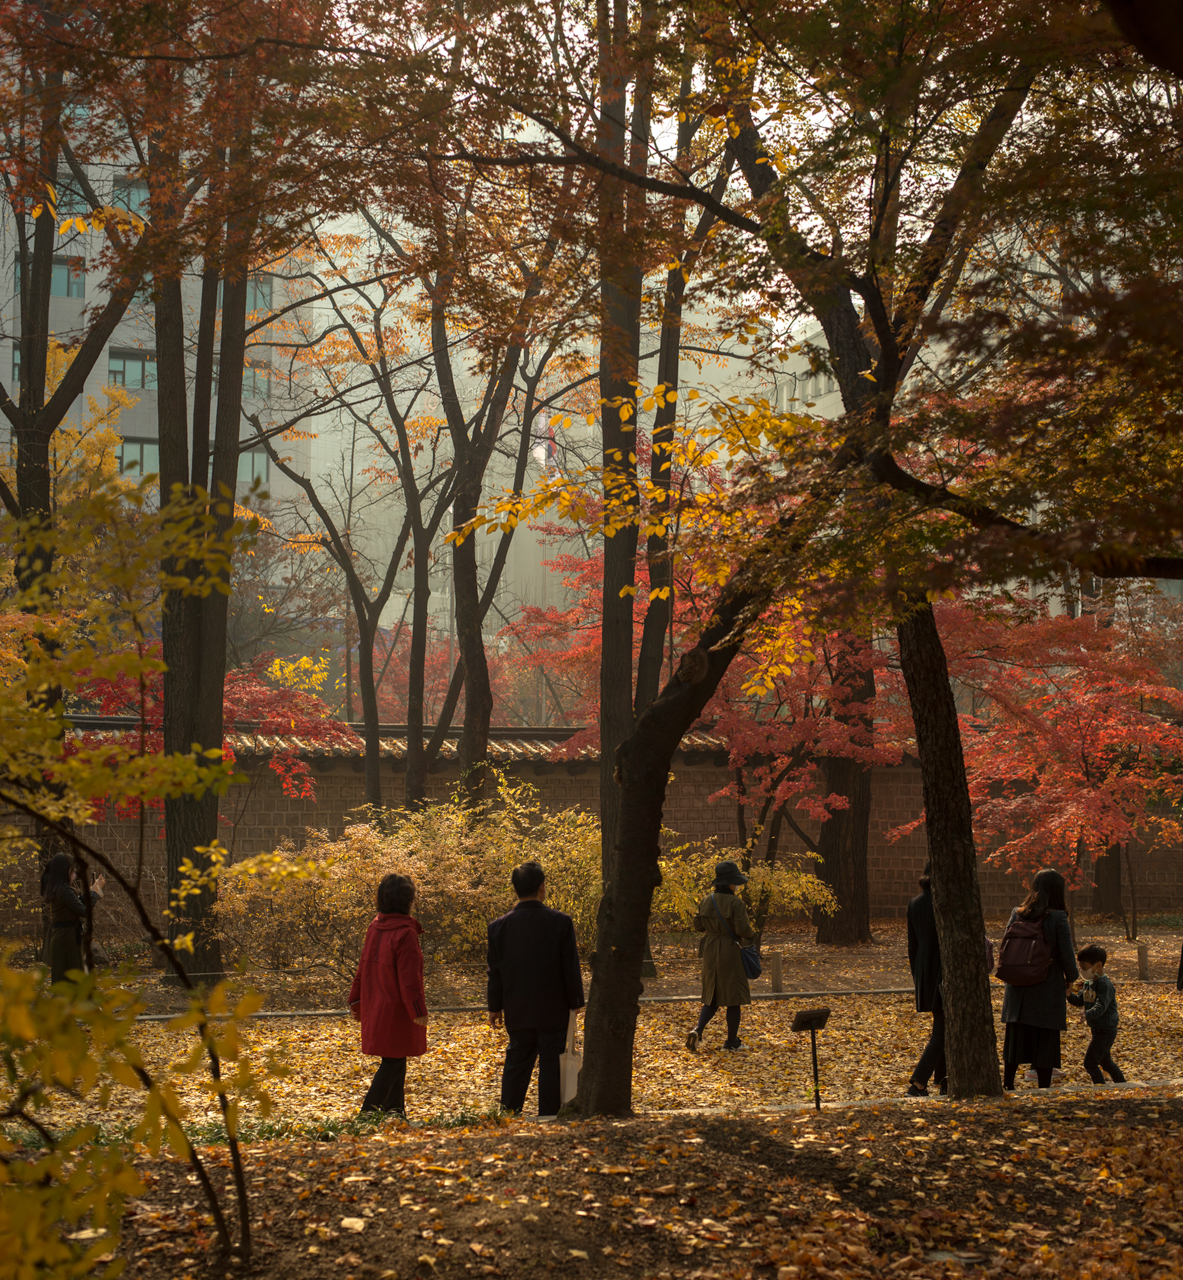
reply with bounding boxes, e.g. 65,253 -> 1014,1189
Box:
1137,943 -> 1150,981
791,1007 -> 831,1112
770,952 -> 784,994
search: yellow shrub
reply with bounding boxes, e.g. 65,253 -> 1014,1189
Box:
215,774 -> 602,977
652,837 -> 836,934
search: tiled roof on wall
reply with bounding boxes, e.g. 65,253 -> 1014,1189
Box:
63,717 -> 730,766
226,728 -> 730,766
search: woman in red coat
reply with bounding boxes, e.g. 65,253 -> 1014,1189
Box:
348,873 -> 429,1118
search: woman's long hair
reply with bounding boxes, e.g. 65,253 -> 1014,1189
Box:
919,860 -> 932,893
1018,868 -> 1067,919
40,853 -> 73,902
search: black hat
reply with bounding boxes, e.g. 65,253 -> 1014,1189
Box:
713,860 -> 748,887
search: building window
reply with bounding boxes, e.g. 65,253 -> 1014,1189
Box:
11,343 -> 19,389
14,254 -> 86,298
796,370 -> 836,401
56,181 -> 88,215
242,361 -> 271,400
217,275 -> 274,314
109,348 -> 157,389
213,360 -> 272,400
238,449 -> 270,483
248,276 -> 273,312
113,177 -> 149,217
119,437 -> 160,477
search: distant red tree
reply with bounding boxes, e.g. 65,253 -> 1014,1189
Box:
77,647 -> 357,809
884,593 -> 1183,881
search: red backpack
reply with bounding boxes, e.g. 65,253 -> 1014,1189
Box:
995,916 -> 1054,986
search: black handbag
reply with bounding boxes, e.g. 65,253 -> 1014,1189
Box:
712,893 -> 762,980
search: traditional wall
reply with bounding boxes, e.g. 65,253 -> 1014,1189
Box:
4,756 -> 1179,945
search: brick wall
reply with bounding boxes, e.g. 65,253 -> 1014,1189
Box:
5,757 -> 1180,944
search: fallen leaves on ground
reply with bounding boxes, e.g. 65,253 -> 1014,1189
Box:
38,986 -> 1183,1138
116,1090 -> 1183,1280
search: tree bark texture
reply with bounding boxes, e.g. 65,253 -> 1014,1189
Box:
452,475 -> 494,798
576,582 -> 763,1114
814,652 -> 875,945
812,753 -> 873,945
1092,845 -> 1123,915
172,236 -> 254,979
896,600 -> 1001,1098
403,543 -> 433,805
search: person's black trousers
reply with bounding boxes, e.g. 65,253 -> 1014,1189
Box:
694,1003 -> 741,1043
501,1026 -> 567,1116
360,1057 -> 407,1116
911,998 -> 946,1089
1083,1029 -> 1126,1084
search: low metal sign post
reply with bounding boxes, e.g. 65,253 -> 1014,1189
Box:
791,1006 -> 831,1112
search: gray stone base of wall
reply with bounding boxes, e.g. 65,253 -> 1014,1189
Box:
3,761 -> 1179,944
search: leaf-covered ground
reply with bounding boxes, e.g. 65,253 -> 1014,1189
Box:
118,1089 -> 1183,1280
48,986 -> 1183,1138
122,917 -> 1183,1015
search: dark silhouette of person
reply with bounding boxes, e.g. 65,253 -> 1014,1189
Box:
486,861 -> 584,1116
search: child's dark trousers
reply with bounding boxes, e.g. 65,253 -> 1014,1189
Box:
1083,1029 -> 1125,1084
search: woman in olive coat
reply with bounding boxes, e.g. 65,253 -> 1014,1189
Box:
1000,868 -> 1078,1089
906,862 -> 946,1096
41,854 -> 105,984
685,861 -> 753,1053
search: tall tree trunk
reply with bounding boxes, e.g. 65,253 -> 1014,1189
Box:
896,600 -> 1001,1099
594,0 -> 646,883
403,540 -> 432,805
814,653 -> 875,945
160,256 -> 218,962
453,475 -> 493,800
355,613 -> 383,811
177,230 -> 254,979
812,753 -> 873,945
576,589 -> 762,1114
1092,844 -> 1123,915
156,267 -> 205,957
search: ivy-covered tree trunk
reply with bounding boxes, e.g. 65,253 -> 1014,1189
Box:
896,600 -> 1001,1098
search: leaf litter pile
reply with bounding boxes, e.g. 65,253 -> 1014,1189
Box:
119,1090 -> 1183,1280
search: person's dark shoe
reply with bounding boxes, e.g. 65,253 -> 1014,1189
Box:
685,1030 -> 699,1053
939,1079 -> 948,1096
723,1037 -> 743,1051
906,1083 -> 928,1097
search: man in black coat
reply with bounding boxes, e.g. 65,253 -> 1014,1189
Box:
487,860 -> 585,1116
906,862 -> 946,1096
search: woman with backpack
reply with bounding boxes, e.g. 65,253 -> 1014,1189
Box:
997,868 -> 1079,1090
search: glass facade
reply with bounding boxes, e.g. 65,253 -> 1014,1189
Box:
109,349 -> 157,389
13,255 -> 86,298
118,437 -> 160,477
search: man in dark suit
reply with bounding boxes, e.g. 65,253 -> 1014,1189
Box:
906,861 -> 946,1096
487,860 -> 585,1116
